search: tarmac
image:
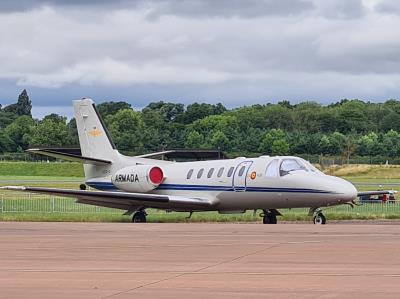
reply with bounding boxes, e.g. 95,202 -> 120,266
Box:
0,222 -> 399,298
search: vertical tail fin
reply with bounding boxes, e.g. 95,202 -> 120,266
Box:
73,98 -> 117,161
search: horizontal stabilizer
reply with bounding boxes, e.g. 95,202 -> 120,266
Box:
27,148 -> 111,165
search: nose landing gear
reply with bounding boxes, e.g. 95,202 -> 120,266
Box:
309,208 -> 326,225
313,213 -> 326,225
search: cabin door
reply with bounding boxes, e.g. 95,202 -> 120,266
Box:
232,161 -> 253,191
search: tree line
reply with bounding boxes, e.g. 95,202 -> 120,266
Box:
1,90 -> 400,161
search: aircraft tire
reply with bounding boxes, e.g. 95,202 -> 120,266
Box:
132,211 -> 147,223
313,213 -> 326,225
263,213 -> 277,224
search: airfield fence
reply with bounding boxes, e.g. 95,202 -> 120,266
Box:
0,191 -> 399,217
0,192 -> 121,214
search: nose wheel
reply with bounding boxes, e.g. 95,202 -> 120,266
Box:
132,210 -> 147,223
309,208 -> 327,225
313,212 -> 326,225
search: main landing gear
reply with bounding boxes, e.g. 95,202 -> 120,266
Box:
309,208 -> 326,225
132,210 -> 147,223
260,209 -> 281,224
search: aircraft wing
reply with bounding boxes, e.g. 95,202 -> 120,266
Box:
357,190 -> 397,197
0,186 -> 216,211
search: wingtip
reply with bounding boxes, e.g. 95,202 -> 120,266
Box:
0,186 -> 26,191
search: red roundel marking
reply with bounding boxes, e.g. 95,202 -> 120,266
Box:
149,167 -> 164,185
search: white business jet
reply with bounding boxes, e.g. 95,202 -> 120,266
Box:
1,99 -> 388,224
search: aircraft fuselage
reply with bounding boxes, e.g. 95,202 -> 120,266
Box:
86,155 -> 357,212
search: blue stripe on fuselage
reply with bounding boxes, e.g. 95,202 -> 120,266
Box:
86,181 -> 336,194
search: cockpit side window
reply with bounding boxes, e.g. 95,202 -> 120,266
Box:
265,159 -> 279,177
279,159 -> 308,176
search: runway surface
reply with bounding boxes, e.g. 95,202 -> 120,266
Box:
0,222 -> 399,298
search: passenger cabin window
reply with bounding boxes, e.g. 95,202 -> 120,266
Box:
280,159 -> 307,176
207,168 -> 214,178
187,169 -> 194,179
197,168 -> 204,179
217,167 -> 224,177
265,159 -> 279,177
227,167 -> 234,177
238,166 -> 246,176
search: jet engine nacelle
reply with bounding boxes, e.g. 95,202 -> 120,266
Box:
112,165 -> 164,193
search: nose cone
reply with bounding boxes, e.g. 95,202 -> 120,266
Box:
342,180 -> 358,202
330,176 -> 357,203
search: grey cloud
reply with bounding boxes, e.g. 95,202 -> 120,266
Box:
314,0 -> 366,19
0,0 -> 137,13
0,0 -> 399,112
146,0 -> 314,19
0,0 -> 314,18
375,0 -> 400,15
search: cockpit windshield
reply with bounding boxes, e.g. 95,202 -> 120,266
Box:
279,158 -> 308,176
298,158 -> 324,175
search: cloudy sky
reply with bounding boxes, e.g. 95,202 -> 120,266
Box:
0,0 -> 400,118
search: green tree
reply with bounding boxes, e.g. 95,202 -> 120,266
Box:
143,101 -> 184,123
184,131 -> 204,149
3,89 -> 32,116
381,112 -> 400,132
29,118 -> 69,147
262,105 -> 293,131
328,132 -> 346,155
66,118 -> 79,146
4,116 -> 35,151
190,114 -> 239,147
357,132 -> 378,156
341,134 -> 357,164
97,101 -> 132,122
318,135 -> 331,155
0,111 -> 17,129
210,130 -> 230,151
235,127 -> 264,153
259,129 -> 288,154
107,109 -> 144,152
382,130 -> 400,157
42,113 -> 66,124
337,100 -> 368,133
180,102 -> 227,124
271,139 -> 289,155
0,130 -> 14,153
